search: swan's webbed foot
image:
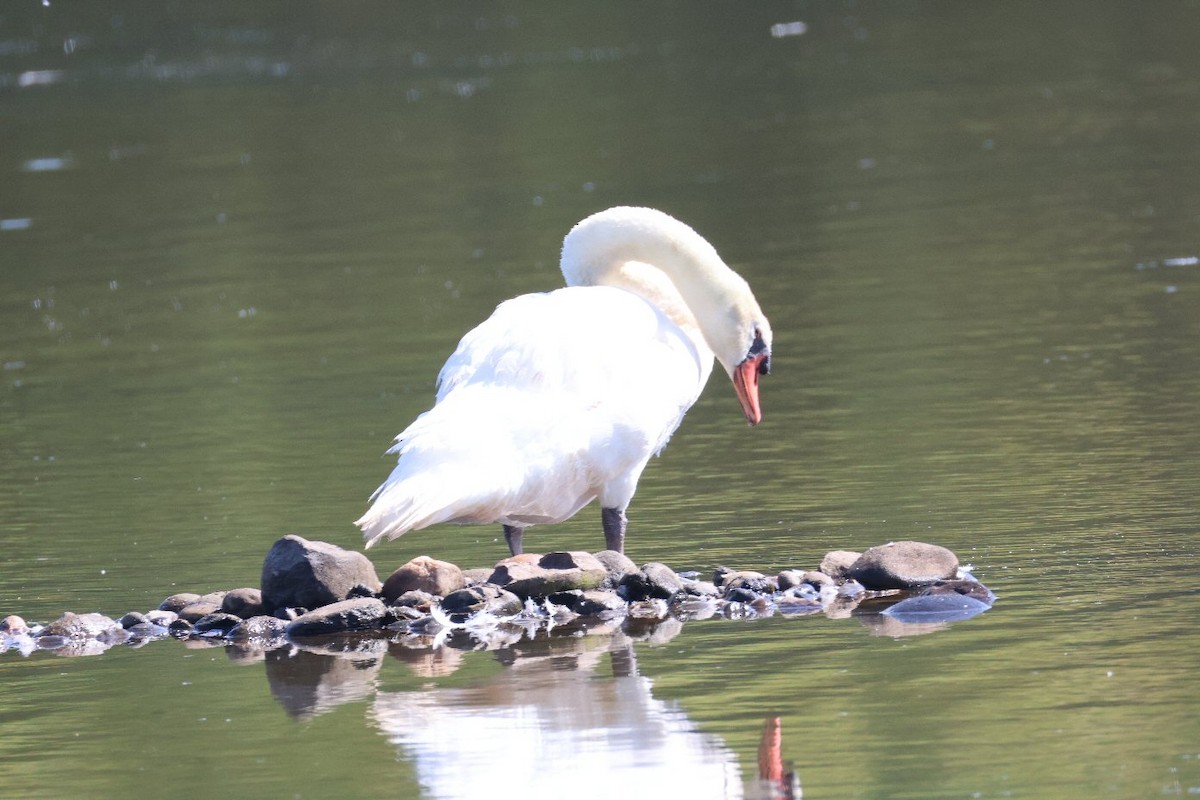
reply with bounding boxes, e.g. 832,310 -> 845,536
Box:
504,525 -> 524,556
601,507 -> 627,553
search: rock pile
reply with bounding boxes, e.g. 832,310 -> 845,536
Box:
1,535 -> 995,657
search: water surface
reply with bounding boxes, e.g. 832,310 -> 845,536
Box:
2,3 -> 1199,798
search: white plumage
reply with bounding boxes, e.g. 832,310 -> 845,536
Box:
357,206 -> 772,554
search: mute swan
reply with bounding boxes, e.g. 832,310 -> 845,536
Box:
356,206 -> 772,555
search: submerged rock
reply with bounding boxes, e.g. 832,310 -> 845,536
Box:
847,541 -> 958,589
40,612 -> 124,642
261,534 -> 382,612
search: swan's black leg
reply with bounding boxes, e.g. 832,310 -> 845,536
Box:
503,525 -> 524,556
601,507 -> 627,553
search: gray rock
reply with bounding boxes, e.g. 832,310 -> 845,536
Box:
158,593 -> 201,613
40,612 -> 124,642
622,562 -> 685,601
228,615 -> 289,640
285,597 -> 389,637
881,593 -> 991,623
145,609 -> 178,627
776,570 -> 805,590
461,567 -> 493,585
679,577 -> 720,597
819,551 -> 861,582
441,585 -> 523,616
222,588 -> 265,618
261,534 -> 382,612
390,589 -> 436,611
846,541 -> 959,589
802,570 -> 835,588
382,556 -> 465,601
593,549 -> 639,586
487,551 -> 607,599
193,613 -> 244,635
920,579 -> 996,605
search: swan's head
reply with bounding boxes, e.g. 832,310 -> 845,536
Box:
715,294 -> 772,427
563,206 -> 773,426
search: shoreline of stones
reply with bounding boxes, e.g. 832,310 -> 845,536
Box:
1,535 -> 996,657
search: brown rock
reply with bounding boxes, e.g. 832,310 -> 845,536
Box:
846,541 -> 959,589
261,535 -> 382,611
382,556 -> 465,601
222,588 -> 265,619
819,550 -> 862,582
487,551 -> 606,599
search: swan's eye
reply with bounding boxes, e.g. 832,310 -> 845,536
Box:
749,330 -> 771,375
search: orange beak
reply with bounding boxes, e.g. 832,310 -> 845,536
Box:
732,353 -> 767,426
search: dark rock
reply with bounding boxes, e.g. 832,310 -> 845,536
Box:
285,597 -> 389,637
222,588 -> 265,618
712,566 -> 734,587
548,589 -> 627,616
920,579 -> 996,605
382,556 -> 465,601
846,541 -> 958,589
390,590 -> 436,611
722,571 -> 775,595
441,585 -> 523,616
776,570 -> 805,591
159,593 -> 201,613
228,615 -> 289,640
1,615 -> 28,635
177,600 -> 224,623
261,534 -> 382,611
819,551 -> 861,582
193,613 -> 244,635
168,618 -> 193,636
487,551 -> 606,599
622,562 -> 685,601
40,612 -> 124,642
119,612 -> 148,629
725,586 -> 761,603
593,549 -> 639,586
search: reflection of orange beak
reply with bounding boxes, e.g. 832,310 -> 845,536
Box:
733,353 -> 767,426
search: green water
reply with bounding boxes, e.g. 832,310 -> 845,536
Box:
2,3 -> 1198,798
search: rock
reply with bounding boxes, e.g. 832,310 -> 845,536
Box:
721,571 -> 775,595
390,590 -> 436,611
593,549 -> 639,586
260,534 -> 382,612
487,551 -> 607,599
159,593 -> 201,613
802,570 -> 835,588
622,562 -> 685,601
712,566 -> 734,587
776,570 -> 805,590
168,618 -> 193,636
725,587 -> 762,603
222,588 -> 265,618
819,551 -> 861,582
548,589 -> 627,616
777,597 -> 823,616
920,579 -> 996,605
881,593 -> 992,624
40,612 -> 124,642
846,541 -> 958,589
118,612 -> 148,629
441,585 -> 523,616
382,556 -> 465,601
177,599 -> 224,623
679,577 -> 720,597
1,615 -> 28,635
193,613 -> 244,635
461,568 -> 493,585
145,609 -> 178,627
285,597 -> 389,637
228,615 -> 289,640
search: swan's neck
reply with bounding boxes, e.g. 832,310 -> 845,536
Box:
560,207 -> 764,376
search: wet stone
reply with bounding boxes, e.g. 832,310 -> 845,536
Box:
722,571 -> 775,595
441,585 -> 523,616
158,593 -> 201,613
622,562 -> 685,601
177,600 -> 223,623
593,549 -> 639,586
285,597 -> 389,637
487,551 -> 606,599
390,589 -> 436,611
847,541 -> 959,589
41,612 -> 124,642
920,578 -> 996,605
548,589 -> 626,617
146,609 -> 178,627
119,612 -> 148,629
193,613 -> 244,635
228,615 -> 289,640
776,570 -> 805,591
1,615 -> 29,635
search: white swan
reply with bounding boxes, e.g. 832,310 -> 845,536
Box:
356,206 -> 772,555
